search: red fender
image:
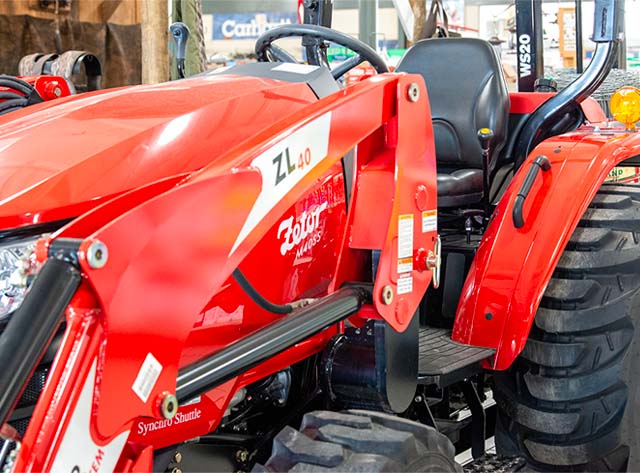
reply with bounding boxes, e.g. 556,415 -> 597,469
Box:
452,128 -> 640,370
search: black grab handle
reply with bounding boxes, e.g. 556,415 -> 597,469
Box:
512,155 -> 551,228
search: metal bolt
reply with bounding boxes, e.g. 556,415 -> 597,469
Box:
86,240 -> 108,269
382,285 -> 394,305
170,468 -> 182,473
236,449 -> 249,463
426,235 -> 441,289
173,452 -> 182,463
425,251 -> 439,270
414,395 -> 423,403
407,83 -> 420,102
53,86 -> 62,97
161,393 -> 178,419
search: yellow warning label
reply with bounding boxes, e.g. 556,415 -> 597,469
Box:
397,257 -> 413,274
422,210 -> 437,233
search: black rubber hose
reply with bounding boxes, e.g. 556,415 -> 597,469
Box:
0,77 -> 33,96
0,75 -> 33,89
0,99 -> 28,114
232,269 -> 293,315
0,91 -> 25,101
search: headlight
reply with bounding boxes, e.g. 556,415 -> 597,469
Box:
0,237 -> 41,320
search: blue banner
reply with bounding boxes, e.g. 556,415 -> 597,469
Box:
213,12 -> 298,40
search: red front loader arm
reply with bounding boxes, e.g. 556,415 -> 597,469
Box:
10,73 -> 438,471
453,129 -> 640,370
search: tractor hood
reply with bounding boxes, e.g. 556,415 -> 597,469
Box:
0,73 -> 319,230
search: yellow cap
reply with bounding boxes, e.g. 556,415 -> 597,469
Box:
610,86 -> 640,131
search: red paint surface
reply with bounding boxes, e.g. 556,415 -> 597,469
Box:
11,72 -> 437,470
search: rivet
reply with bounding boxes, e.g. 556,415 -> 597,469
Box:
86,240 -> 108,269
407,83 -> 420,102
485,313 -> 493,321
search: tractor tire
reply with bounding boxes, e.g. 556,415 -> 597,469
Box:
255,410 -> 461,472
495,184 -> 640,471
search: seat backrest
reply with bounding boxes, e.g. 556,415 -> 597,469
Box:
396,38 -> 510,171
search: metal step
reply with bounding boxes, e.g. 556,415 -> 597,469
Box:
418,327 -> 494,387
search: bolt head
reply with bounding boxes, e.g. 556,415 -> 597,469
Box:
161,393 -> 178,420
86,240 -> 108,269
408,83 -> 420,102
173,452 -> 182,463
381,285 -> 394,305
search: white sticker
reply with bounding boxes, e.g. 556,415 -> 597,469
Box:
422,210 -> 437,233
397,274 -> 413,294
132,352 -> 163,403
50,360 -> 130,473
397,257 -> 413,274
398,214 -> 414,259
273,63 -> 320,74
230,112 -> 332,254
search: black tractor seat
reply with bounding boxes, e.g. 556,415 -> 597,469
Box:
396,38 -> 510,208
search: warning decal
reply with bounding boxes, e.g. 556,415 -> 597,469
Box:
398,214 -> 414,259
397,257 -> 413,274
397,274 -> 413,294
422,210 -> 437,233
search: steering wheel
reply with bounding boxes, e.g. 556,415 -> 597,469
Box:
255,24 -> 389,80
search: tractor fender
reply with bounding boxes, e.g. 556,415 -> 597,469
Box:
452,129 -> 640,370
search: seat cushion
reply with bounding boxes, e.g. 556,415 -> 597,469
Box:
396,38 -> 510,208
437,169 -> 483,208
396,38 -> 509,171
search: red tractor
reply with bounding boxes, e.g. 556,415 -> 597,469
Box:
0,0 -> 637,471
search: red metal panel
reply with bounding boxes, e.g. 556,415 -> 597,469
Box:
0,76 -> 318,228
453,129 -> 640,370
16,73 -> 438,470
509,92 -> 607,123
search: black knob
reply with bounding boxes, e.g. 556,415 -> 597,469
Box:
477,127 -> 494,152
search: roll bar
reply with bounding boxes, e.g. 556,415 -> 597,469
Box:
513,0 -> 623,168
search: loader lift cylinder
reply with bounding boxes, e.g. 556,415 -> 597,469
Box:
176,286 -> 369,404
0,258 -> 81,427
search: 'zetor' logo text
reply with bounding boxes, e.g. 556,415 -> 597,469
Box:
278,202 -> 327,256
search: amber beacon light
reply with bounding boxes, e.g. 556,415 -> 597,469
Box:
610,86 -> 640,131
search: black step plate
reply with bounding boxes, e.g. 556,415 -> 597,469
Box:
418,328 -> 494,387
